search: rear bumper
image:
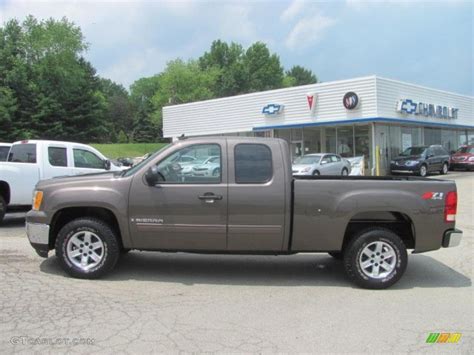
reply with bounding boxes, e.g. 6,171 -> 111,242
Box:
26,222 -> 50,258
442,229 -> 463,248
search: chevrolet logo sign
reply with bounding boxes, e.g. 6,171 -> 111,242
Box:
262,103 -> 284,115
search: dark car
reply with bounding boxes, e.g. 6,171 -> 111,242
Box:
390,145 -> 450,177
450,145 -> 474,171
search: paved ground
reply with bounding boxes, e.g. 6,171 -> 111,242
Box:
0,172 -> 472,354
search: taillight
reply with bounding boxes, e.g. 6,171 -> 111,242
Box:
444,191 -> 457,223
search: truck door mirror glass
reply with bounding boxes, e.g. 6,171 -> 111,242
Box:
145,166 -> 164,186
104,159 -> 111,170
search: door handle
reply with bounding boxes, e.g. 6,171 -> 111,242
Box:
198,193 -> 223,203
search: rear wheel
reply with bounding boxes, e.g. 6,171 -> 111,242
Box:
55,218 -> 120,279
341,168 -> 349,176
440,162 -> 448,175
0,195 -> 5,224
343,228 -> 407,289
419,164 -> 428,177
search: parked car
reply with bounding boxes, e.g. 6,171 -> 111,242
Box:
292,153 -> 351,176
0,140 -> 122,223
191,155 -> 221,177
0,143 -> 11,161
390,145 -> 450,177
449,145 -> 474,171
117,157 -> 134,167
26,137 -> 462,289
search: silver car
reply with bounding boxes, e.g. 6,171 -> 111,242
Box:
292,153 -> 351,176
192,156 -> 221,177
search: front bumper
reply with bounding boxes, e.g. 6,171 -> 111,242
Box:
390,164 -> 419,174
442,229 -> 463,248
450,162 -> 474,170
26,222 -> 50,258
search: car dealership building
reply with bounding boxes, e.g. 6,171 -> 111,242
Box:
163,76 -> 474,175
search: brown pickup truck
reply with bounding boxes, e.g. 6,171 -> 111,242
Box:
26,137 -> 462,289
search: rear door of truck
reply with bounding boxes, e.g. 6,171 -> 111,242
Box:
226,138 -> 290,251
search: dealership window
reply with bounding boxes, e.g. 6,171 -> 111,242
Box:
324,127 -> 337,154
424,128 -> 442,146
441,129 -> 457,153
355,125 -> 371,172
468,131 -> 474,145
303,128 -> 321,154
336,126 -> 354,157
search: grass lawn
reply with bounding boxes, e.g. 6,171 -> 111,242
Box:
91,143 -> 168,159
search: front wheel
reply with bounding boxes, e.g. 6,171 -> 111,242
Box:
341,168 -> 349,176
312,170 -> 320,176
419,164 -> 428,177
55,218 -> 120,279
343,228 -> 407,289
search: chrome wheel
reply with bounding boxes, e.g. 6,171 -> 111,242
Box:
420,165 -> 427,177
442,163 -> 448,174
358,241 -> 397,279
66,231 -> 105,271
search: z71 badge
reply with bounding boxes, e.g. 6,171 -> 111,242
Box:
422,192 -> 444,200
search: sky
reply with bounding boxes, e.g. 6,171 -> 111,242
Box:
1,0 -> 472,95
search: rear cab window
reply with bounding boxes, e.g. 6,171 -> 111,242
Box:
8,143 -> 37,163
234,144 -> 273,183
0,146 -> 10,161
48,147 -> 68,167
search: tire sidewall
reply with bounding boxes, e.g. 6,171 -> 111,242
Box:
0,196 -> 5,222
344,229 -> 407,289
56,219 -> 119,278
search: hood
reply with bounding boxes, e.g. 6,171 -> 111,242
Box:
393,155 -> 422,161
292,164 -> 315,171
37,171 -> 121,189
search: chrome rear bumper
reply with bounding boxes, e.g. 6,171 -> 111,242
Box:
442,229 -> 463,248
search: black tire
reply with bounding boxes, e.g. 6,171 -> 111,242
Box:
328,251 -> 343,260
440,162 -> 448,175
312,170 -> 320,176
418,164 -> 428,177
341,168 -> 349,176
55,218 -> 120,279
343,228 -> 407,289
0,195 -> 5,224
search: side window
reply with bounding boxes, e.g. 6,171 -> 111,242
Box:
235,144 -> 272,184
48,147 -> 68,167
156,144 -> 221,184
73,149 -> 104,169
321,155 -> 330,164
331,155 -> 341,162
8,144 -> 37,163
0,147 -> 10,161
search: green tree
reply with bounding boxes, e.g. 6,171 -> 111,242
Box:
243,42 -> 284,92
285,65 -> 318,86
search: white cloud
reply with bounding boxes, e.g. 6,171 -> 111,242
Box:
285,14 -> 336,50
280,0 -> 308,22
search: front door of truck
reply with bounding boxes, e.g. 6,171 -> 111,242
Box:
128,141 -> 228,250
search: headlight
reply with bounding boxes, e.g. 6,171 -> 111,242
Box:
32,191 -> 43,211
405,160 -> 419,166
302,167 -> 311,172
468,157 -> 474,162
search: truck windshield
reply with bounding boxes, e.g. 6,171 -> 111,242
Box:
400,147 -> 426,156
8,143 -> 37,163
294,155 -> 321,164
122,144 -> 171,177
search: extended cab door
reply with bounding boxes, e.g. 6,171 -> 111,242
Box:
226,139 -> 288,251
128,140 -> 228,250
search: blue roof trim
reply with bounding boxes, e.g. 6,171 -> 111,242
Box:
252,117 -> 474,131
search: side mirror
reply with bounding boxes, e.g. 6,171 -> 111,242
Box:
145,166 -> 163,186
104,159 -> 111,170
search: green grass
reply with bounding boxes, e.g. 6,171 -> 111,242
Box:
91,143 -> 168,159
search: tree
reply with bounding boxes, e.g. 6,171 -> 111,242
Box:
285,65 -> 318,86
199,40 -> 245,97
243,42 -> 284,92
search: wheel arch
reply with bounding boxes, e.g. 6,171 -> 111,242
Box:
342,210 -> 416,251
0,181 -> 11,204
49,207 -> 125,250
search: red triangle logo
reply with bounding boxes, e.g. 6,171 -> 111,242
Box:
307,94 -> 315,110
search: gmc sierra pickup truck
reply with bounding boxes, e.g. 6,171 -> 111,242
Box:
26,137 -> 463,289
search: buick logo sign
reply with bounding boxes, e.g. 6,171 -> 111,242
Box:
343,92 -> 359,110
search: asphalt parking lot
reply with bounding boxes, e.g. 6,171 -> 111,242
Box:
0,172 -> 472,354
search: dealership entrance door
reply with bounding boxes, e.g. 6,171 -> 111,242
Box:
290,141 -> 303,161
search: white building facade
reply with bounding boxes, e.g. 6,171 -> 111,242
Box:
163,76 -> 474,175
